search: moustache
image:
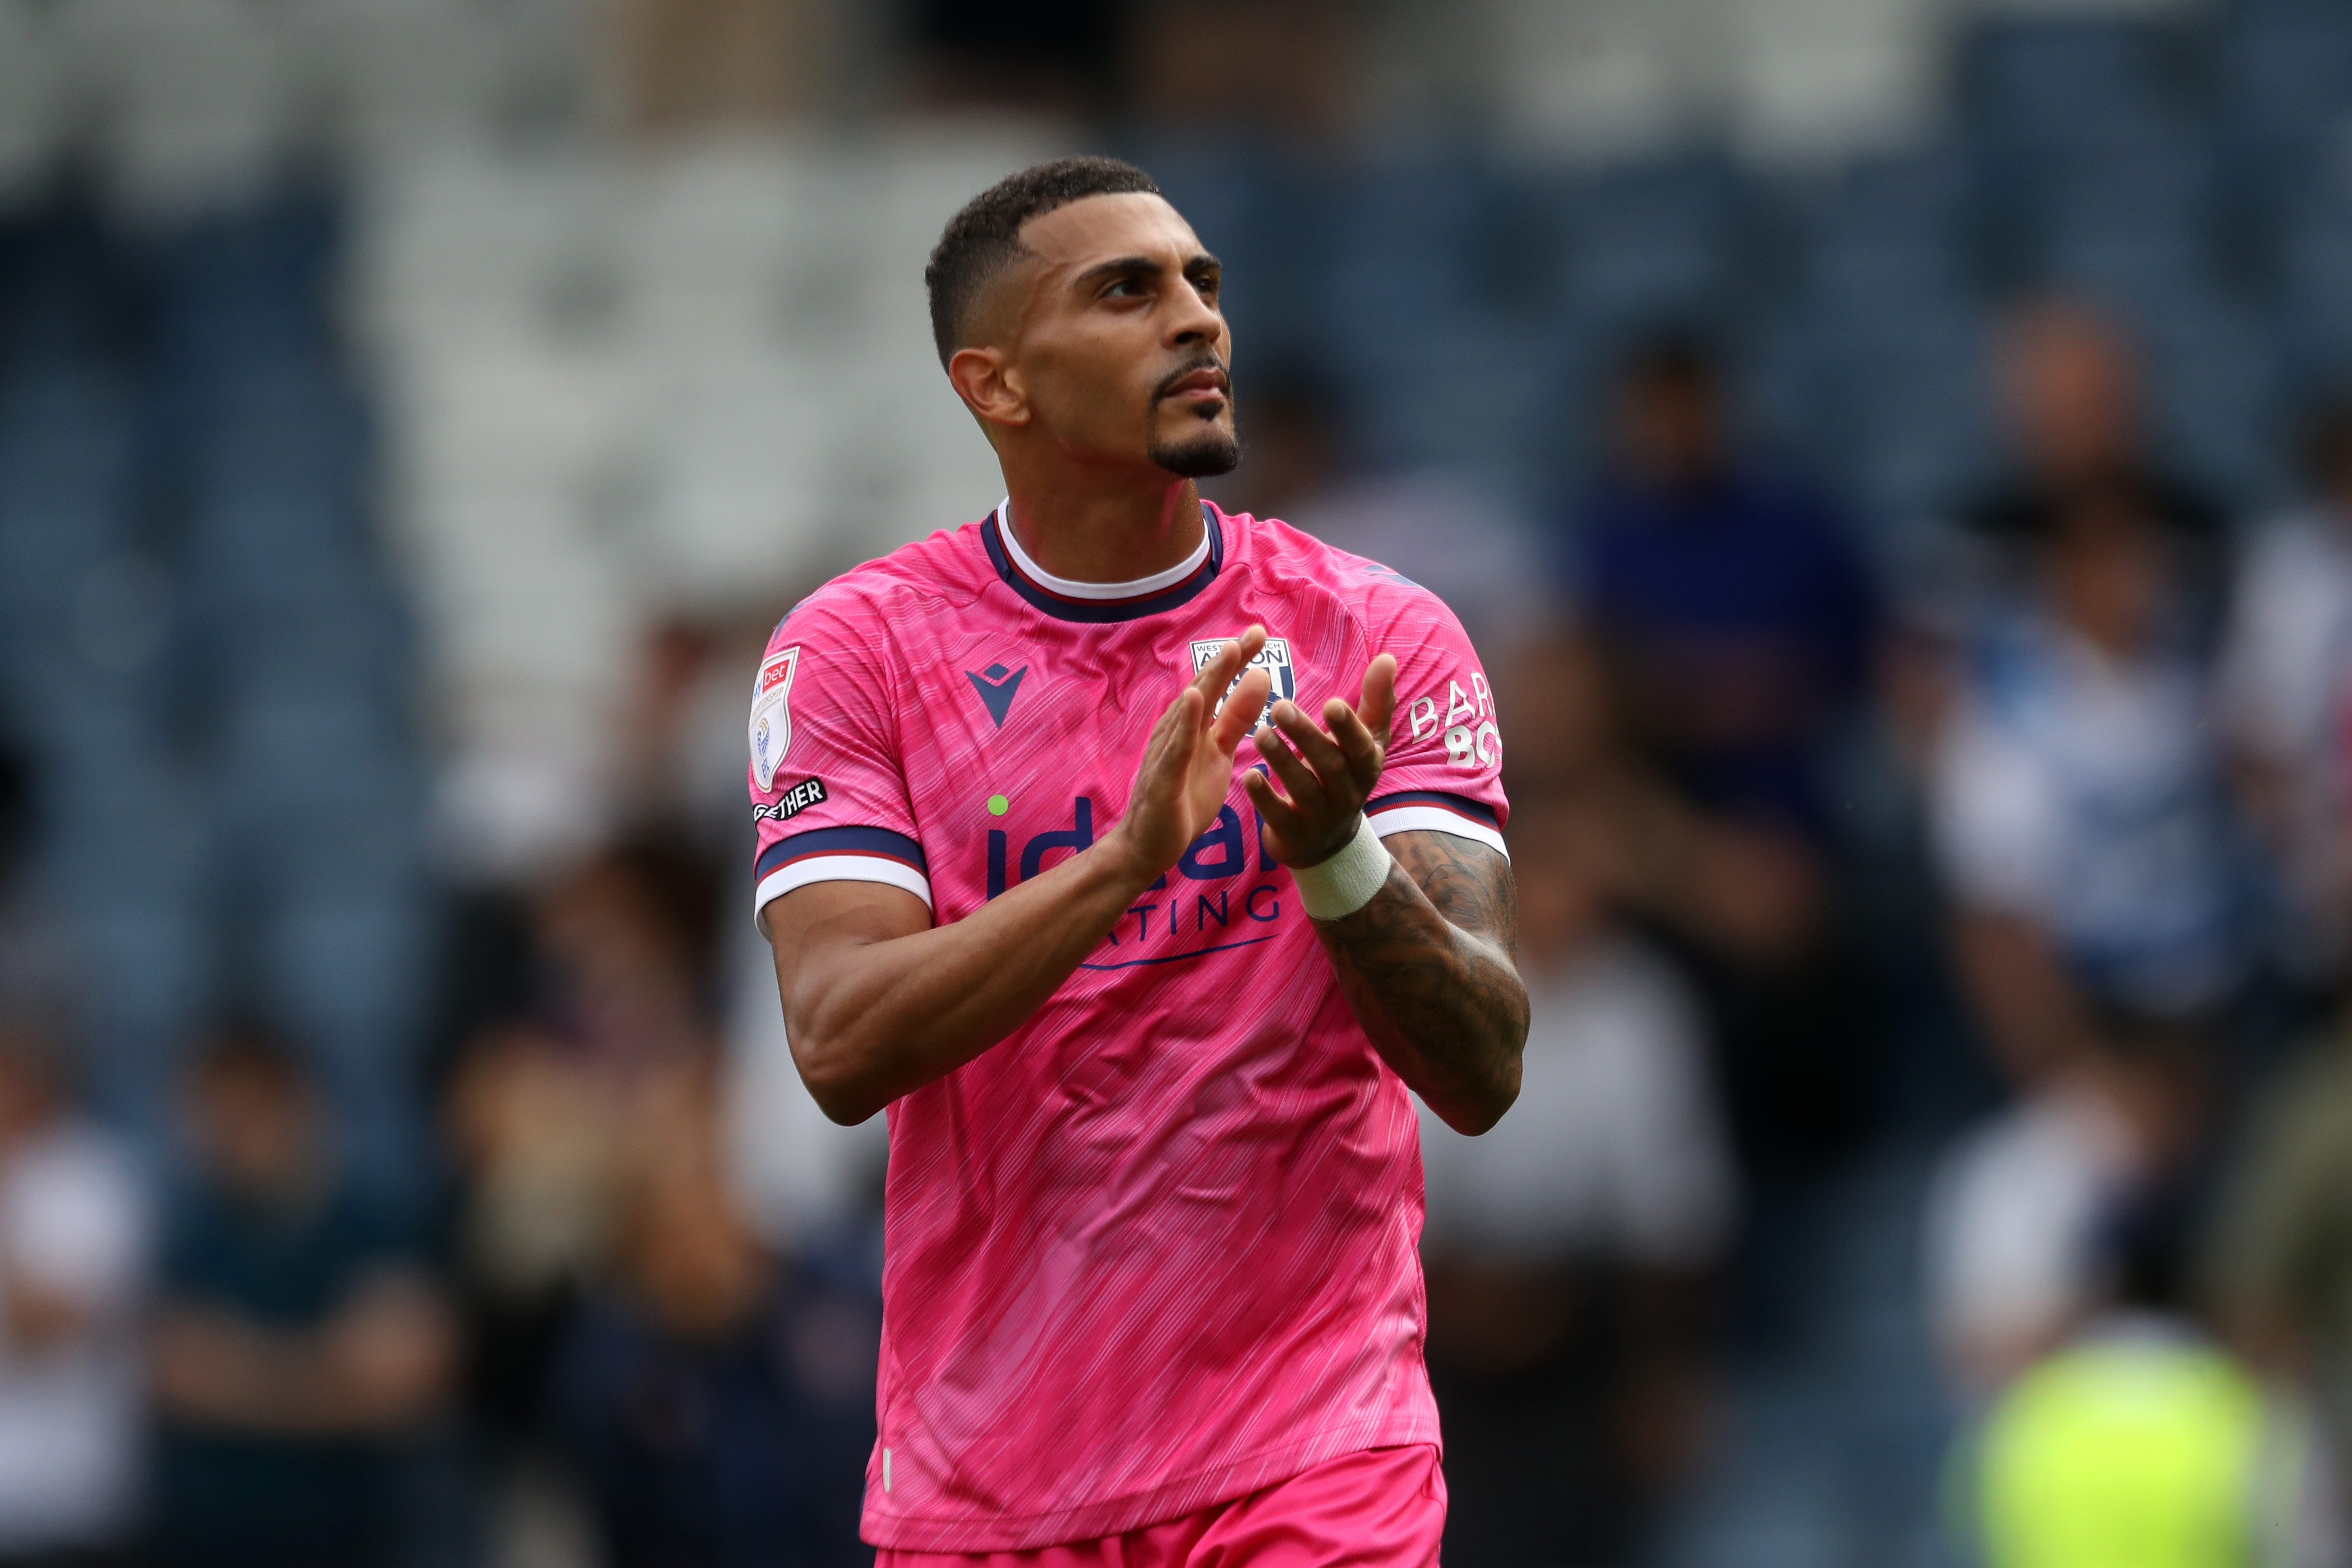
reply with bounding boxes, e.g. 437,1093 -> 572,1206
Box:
1152,357 -> 1230,402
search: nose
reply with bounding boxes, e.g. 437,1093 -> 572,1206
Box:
1164,276 -> 1223,352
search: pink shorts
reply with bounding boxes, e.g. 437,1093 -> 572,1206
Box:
873,1445 -> 1447,1568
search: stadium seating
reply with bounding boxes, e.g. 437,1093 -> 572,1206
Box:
4,1 -> 2343,1168
2279,185 -> 2352,376
0,186 -> 423,1182
0,0 -> 2346,1555
0,0 -> 2316,1458
2217,2 -> 2352,167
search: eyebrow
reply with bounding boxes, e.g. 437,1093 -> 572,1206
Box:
1072,252 -> 1222,290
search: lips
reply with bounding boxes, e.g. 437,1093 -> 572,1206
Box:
1159,365 -> 1229,403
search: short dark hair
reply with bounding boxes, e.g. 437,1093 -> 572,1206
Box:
925,156 -> 1163,367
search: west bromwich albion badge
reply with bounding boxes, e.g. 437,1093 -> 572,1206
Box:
1191,636 -> 1293,726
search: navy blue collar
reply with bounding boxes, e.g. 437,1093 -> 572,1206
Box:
981,503 -> 1225,624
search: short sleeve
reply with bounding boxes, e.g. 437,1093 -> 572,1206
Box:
1929,707 -> 2058,919
3,1131 -> 146,1313
2216,522 -> 2348,766
1364,581 -> 1509,857
1924,1103 -> 2122,1369
749,591 -> 930,928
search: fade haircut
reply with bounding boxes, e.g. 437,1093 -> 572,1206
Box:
925,156 -> 1163,367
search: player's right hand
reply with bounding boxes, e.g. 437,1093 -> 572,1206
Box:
1107,627 -> 1271,882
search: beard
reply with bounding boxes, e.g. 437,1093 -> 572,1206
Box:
1146,355 -> 1241,478
1149,418 -> 1242,478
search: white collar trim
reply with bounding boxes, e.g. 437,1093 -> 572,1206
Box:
997,498 -> 1212,601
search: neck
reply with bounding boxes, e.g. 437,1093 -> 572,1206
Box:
1003,468 -> 1205,584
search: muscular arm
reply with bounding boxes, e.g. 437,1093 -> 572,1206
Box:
1244,655 -> 1528,1135
768,843 -> 1161,1125
1315,829 -> 1526,1134
767,634 -> 1276,1126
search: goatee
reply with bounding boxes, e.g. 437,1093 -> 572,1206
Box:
1150,425 -> 1242,479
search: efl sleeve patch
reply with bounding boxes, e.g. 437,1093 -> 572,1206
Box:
748,644 -> 800,791
745,599 -> 929,931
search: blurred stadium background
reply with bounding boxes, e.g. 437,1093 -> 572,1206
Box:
3,0 -> 2352,1564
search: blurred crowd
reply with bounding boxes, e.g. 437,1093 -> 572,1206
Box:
0,746 -> 883,1566
1274,297 -> 2352,1565
10,276 -> 2352,1568
6,0 -> 2352,1564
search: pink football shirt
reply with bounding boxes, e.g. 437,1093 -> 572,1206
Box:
748,502 -> 1509,1552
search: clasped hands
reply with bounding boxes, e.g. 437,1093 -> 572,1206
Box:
1110,625 -> 1399,882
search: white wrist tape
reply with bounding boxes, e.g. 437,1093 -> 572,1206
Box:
1292,815 -> 1393,921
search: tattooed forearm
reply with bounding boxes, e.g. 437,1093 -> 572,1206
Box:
1313,830 -> 1528,1134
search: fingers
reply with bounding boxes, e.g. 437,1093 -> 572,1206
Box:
1325,653 -> 1397,796
1115,685 -> 1205,876
1324,697 -> 1383,794
1190,638 -> 1242,703
1252,715 -> 1319,807
1241,769 -> 1304,853
1213,667 -> 1271,754
1141,686 -> 1203,794
1357,654 -> 1398,741
1269,699 -> 1351,786
1190,625 -> 1268,706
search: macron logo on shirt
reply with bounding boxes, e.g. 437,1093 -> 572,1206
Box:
967,662 -> 1027,728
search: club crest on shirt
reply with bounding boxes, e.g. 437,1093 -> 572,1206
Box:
1191,636 -> 1293,725
749,645 -> 799,791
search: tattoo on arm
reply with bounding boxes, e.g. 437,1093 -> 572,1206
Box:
1313,831 -> 1528,1134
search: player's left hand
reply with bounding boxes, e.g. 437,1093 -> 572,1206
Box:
1244,654 -> 1397,868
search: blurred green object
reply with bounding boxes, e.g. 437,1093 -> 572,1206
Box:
1978,1332 -> 2268,1568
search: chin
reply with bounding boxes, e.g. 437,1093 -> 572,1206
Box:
1149,420 -> 1241,480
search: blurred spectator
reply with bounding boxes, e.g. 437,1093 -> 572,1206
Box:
1500,637 -> 1828,969
0,997 -> 147,1568
1926,479 -> 2242,1387
1217,369 -> 1555,665
2220,395 -> 2352,985
441,832 -> 727,1449
620,616 -> 784,850
1123,0 -> 1357,141
1553,332 -> 1878,1260
1969,1198 -> 2341,1568
439,828 -> 778,1557
555,1046 -> 875,1568
612,0 -> 832,132
146,1029 -> 454,1568
1928,1026 -> 2206,1393
1571,333 -> 1877,848
1966,299 -> 2224,552
1420,800 -> 1735,1565
597,611 -> 901,1250
2207,1017 -> 2352,1544
725,924 -> 892,1256
1930,479 -> 2241,1084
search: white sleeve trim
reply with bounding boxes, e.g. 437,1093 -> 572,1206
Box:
755,856 -> 935,931
1367,805 -> 1509,858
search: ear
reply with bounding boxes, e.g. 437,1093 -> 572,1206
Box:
948,345 -> 1029,431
